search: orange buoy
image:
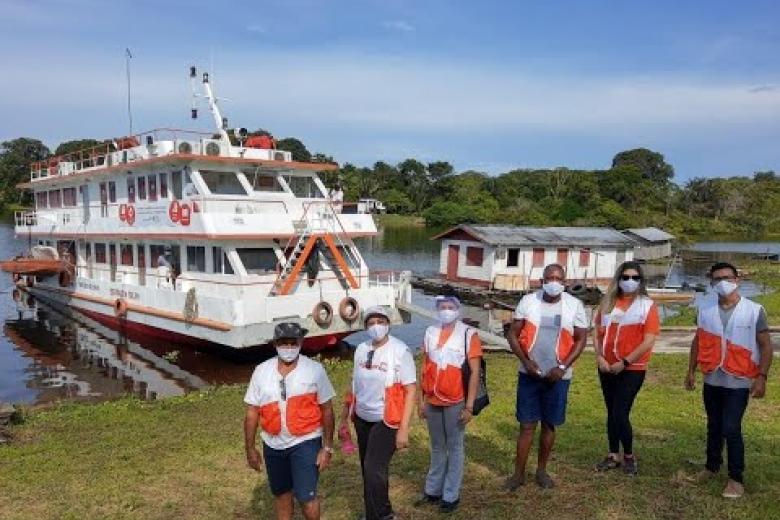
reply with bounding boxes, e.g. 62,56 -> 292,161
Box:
339,297 -> 360,322
312,301 -> 333,327
114,298 -> 129,317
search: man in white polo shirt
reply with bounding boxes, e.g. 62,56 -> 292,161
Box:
244,322 -> 336,520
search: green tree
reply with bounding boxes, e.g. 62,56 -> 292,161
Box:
611,148 -> 674,184
0,138 -> 50,206
54,139 -> 104,156
276,137 -> 311,162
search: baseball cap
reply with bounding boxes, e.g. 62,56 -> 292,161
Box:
434,295 -> 461,308
273,322 -> 308,340
363,305 -> 391,325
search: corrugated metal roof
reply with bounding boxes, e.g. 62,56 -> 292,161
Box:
441,225 -> 635,247
623,227 -> 675,243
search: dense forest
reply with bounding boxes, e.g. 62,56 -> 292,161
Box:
1,135 -> 778,239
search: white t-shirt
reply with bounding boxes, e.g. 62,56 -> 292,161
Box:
514,294 -> 588,380
353,336 -> 416,423
244,355 -> 336,450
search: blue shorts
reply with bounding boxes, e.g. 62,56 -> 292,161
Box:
516,372 -> 571,427
263,437 -> 321,503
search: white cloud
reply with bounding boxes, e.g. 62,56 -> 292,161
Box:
381,20 -> 414,32
246,23 -> 268,35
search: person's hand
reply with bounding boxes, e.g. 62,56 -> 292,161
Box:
597,356 -> 611,373
609,362 -> 625,374
316,448 -> 332,471
460,407 -> 473,425
684,371 -> 696,391
546,367 -> 565,383
523,359 -> 543,378
751,377 -> 767,399
396,427 -> 410,450
246,446 -> 263,472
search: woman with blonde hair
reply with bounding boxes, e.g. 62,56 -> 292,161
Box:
593,261 -> 660,476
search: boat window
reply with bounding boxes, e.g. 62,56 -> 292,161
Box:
95,243 -> 107,263
137,243 -> 146,268
138,177 -> 147,200
86,243 -> 92,262
148,175 -> 158,201
212,246 -> 235,275
49,190 -> 61,208
127,177 -> 136,203
108,181 -> 117,203
150,244 -> 167,268
171,170 -> 183,200
120,244 -> 134,266
35,192 -> 48,209
283,175 -> 324,198
186,246 -> 206,272
236,248 -> 277,274
62,187 -> 77,207
159,173 -> 168,199
245,170 -> 285,192
200,170 -> 247,196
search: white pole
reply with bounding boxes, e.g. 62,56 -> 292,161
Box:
125,48 -> 133,136
202,73 -> 230,143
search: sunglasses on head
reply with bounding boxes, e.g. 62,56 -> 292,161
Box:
365,349 -> 375,369
621,275 -> 641,281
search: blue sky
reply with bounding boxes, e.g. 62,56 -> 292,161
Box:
1,0 -> 779,180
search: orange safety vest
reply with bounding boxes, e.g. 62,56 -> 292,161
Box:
696,296 -> 762,379
600,296 -> 654,369
421,321 -> 475,404
346,339 -> 407,429
516,291 -> 580,363
254,358 -> 323,437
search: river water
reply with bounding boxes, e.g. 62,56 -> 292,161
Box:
0,222 -> 775,405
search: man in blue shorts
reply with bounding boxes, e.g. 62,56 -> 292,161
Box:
244,322 -> 336,519
505,264 -> 588,490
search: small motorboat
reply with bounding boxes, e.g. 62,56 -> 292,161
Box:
0,246 -> 68,277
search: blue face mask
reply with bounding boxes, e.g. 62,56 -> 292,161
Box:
542,281 -> 564,297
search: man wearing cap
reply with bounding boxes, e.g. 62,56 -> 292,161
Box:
244,322 -> 336,520
505,263 -> 588,490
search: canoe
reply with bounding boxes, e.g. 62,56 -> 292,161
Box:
0,258 -> 67,276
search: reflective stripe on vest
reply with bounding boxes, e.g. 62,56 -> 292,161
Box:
518,291 -> 578,363
422,321 -> 474,404
696,296 -> 761,379
601,296 -> 653,368
253,358 -> 323,437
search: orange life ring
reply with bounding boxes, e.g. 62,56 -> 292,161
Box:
126,205 -> 136,225
119,203 -> 127,221
179,203 -> 191,226
169,200 -> 181,223
339,297 -> 360,322
312,301 -> 333,328
58,271 -> 71,287
114,298 -> 128,317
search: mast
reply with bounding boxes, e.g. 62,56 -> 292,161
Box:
190,66 -> 230,144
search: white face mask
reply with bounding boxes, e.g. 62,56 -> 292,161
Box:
367,323 -> 389,341
619,279 -> 640,293
277,346 -> 301,363
437,308 -> 460,324
714,280 -> 738,297
542,281 -> 564,297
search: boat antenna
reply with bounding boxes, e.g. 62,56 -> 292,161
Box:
190,65 -> 230,144
125,48 -> 133,136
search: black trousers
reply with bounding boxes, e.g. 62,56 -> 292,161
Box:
703,383 -> 750,483
599,370 -> 646,455
354,416 -> 397,520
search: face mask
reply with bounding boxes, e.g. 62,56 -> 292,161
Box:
714,280 -> 738,297
437,309 -> 460,324
277,346 -> 300,363
619,279 -> 640,293
367,323 -> 389,341
542,281 -> 564,297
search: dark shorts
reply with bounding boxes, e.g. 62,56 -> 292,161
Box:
516,372 -> 571,426
263,437 -> 321,503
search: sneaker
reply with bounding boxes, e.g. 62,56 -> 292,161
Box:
413,493 -> 441,507
686,468 -> 718,483
594,455 -> 621,472
504,473 -> 526,491
623,456 -> 638,476
722,479 -> 744,499
439,499 -> 460,513
535,469 -> 556,489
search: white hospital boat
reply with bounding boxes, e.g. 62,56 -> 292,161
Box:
8,67 -> 411,352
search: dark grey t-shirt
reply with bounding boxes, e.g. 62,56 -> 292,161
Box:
703,303 -> 768,389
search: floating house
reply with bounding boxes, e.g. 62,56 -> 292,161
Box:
621,227 -> 675,261
432,225 -> 636,291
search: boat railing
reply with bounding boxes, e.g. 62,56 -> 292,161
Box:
29,128 -> 297,182
14,210 -> 37,227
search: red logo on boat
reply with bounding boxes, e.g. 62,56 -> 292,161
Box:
126,205 -> 136,226
119,203 -> 127,222
169,200 -> 181,223
179,203 -> 191,226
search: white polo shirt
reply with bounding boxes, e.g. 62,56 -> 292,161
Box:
353,336 -> 416,423
244,355 -> 335,450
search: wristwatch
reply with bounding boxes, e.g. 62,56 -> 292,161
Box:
323,446 -> 334,454
557,363 -> 567,371
621,358 -> 631,368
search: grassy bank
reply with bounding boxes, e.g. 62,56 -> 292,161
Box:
1,353 -> 779,519
374,213 -> 426,228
